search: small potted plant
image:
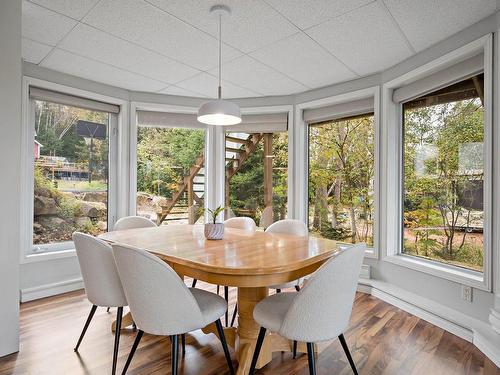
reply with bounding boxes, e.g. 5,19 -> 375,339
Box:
200,206 -> 225,240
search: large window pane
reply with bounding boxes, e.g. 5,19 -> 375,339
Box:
402,74 -> 484,271
308,114 -> 375,245
136,126 -> 205,225
225,132 -> 288,228
33,101 -> 110,251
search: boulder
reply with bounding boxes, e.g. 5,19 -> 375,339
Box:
75,217 -> 92,228
37,216 -> 66,228
79,201 -> 107,219
34,196 -> 59,216
96,221 -> 108,231
34,186 -> 54,198
82,191 -> 107,204
136,192 -> 154,208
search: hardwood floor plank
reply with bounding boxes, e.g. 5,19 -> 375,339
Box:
0,282 -> 498,375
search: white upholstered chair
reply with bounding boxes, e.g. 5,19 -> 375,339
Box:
249,244 -> 366,375
258,206 -> 274,229
113,215 -> 157,231
225,216 -> 257,232
72,232 -> 128,375
112,244 -> 235,375
266,219 -> 308,292
223,217 -> 257,327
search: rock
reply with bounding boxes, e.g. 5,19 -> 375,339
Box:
33,222 -> 44,234
82,191 -> 107,204
96,221 -> 107,231
34,196 -> 59,216
79,201 -> 107,219
136,192 -> 154,208
75,217 -> 92,228
34,187 -> 53,198
37,216 -> 66,228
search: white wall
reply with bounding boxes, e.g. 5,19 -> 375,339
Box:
0,0 -> 21,357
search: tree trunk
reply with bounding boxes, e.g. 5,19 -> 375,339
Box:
349,205 -> 357,242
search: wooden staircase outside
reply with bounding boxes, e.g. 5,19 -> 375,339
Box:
157,133 -> 265,225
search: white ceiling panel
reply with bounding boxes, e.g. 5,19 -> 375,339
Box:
145,0 -> 298,53
22,1 -> 77,46
22,38 -> 52,64
209,55 -> 307,96
83,0 -> 242,71
383,0 -> 497,52
176,72 -> 260,98
29,0 -> 100,20
306,1 -> 412,76
59,24 -> 200,85
41,49 -> 167,92
251,32 -> 357,88
265,0 -> 374,30
158,85 -> 208,98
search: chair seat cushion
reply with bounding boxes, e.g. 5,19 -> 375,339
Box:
189,288 -> 227,326
253,292 -> 296,332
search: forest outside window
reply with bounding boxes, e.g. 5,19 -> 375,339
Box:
308,113 -> 375,246
401,74 -> 485,272
225,131 -> 288,229
31,98 -> 113,254
135,112 -> 206,225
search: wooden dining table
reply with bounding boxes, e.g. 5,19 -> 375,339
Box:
99,224 -> 342,374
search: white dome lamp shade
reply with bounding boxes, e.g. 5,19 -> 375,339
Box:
197,5 -> 241,126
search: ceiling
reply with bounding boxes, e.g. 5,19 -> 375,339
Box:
22,0 -> 498,98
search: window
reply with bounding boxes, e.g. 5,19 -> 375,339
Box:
32,99 -> 112,253
225,131 -> 288,228
308,113 -> 375,245
136,112 -> 205,225
402,74 -> 485,271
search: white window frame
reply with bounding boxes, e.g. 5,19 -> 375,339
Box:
129,102 -> 210,219
295,86 -> 380,259
233,105 -> 295,221
20,77 -> 127,264
382,34 -> 493,291
130,103 -> 295,223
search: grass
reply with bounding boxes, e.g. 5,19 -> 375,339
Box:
55,180 -> 107,191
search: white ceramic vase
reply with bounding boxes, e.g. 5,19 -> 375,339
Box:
204,223 -> 224,240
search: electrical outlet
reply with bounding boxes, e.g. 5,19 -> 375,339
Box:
461,285 -> 473,302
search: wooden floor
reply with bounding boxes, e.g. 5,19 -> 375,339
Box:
0,280 -> 499,375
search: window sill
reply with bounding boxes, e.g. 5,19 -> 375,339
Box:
21,248 -> 77,264
383,253 -> 488,291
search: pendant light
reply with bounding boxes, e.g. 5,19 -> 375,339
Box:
197,5 -> 241,126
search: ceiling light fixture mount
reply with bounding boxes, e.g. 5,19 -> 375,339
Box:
197,4 -> 241,126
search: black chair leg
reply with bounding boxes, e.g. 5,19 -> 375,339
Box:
276,289 -> 281,293
295,285 -> 301,292
293,340 -> 298,359
107,307 -> 111,313
171,335 -> 179,375
181,334 -> 186,356
217,285 -> 220,295
191,279 -> 197,288
249,327 -> 266,375
339,334 -> 358,375
121,330 -> 143,375
307,342 -> 316,375
224,286 -> 229,326
74,305 -> 97,352
230,304 -> 238,327
215,319 -> 235,375
112,307 -> 123,375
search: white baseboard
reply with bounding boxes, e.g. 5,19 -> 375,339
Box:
20,278 -> 83,302
358,278 -> 500,367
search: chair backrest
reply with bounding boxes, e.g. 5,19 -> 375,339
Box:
259,206 -> 274,229
279,244 -> 365,342
224,217 -> 257,232
111,244 -> 205,336
113,215 -> 157,231
72,232 -> 127,307
265,219 -> 308,236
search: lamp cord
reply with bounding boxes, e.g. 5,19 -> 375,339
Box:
218,13 -> 222,99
